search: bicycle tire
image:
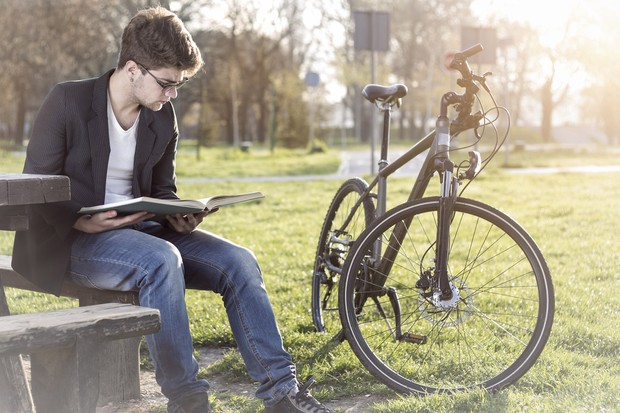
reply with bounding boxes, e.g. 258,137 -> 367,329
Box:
339,197 -> 554,393
312,178 -> 376,333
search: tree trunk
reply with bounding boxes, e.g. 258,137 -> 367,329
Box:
541,79 -> 553,143
13,83 -> 26,147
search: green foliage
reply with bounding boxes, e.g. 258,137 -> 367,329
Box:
0,150 -> 26,173
273,72 -> 310,148
307,138 -> 329,154
197,100 -> 222,147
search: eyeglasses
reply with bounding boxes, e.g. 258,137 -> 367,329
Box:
137,63 -> 189,92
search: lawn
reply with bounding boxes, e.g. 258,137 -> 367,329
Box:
1,145 -> 619,412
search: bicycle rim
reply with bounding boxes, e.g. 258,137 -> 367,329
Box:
339,197 -> 554,393
312,178 -> 375,333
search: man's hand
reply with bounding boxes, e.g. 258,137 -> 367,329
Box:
73,210 -> 154,233
165,212 -> 207,234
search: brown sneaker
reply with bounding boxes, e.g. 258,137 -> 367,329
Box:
265,377 -> 332,413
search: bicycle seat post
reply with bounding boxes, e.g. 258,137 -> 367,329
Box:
376,103 -> 392,218
360,83 -> 407,219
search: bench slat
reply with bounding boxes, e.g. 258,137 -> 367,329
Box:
0,303 -> 160,355
0,255 -> 139,304
0,173 -> 71,206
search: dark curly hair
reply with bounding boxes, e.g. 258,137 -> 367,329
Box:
117,6 -> 203,76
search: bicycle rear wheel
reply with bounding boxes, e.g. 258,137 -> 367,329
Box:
312,178 -> 375,333
339,197 -> 554,393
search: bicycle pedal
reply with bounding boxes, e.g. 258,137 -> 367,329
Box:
400,332 -> 427,345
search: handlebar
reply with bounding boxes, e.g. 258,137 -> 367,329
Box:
441,44 -> 489,133
455,44 -> 484,61
449,43 -> 483,77
435,44 -> 488,168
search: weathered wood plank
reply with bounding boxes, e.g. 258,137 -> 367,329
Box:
78,289 -> 143,400
0,303 -> 160,355
0,281 -> 34,413
0,205 -> 29,231
0,279 -> 10,316
0,255 -> 139,304
0,173 -> 70,206
31,335 -> 100,413
0,355 -> 34,413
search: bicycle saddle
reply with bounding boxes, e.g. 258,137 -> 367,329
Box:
362,83 -> 408,103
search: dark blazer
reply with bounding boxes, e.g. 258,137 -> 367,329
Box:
12,69 -> 180,295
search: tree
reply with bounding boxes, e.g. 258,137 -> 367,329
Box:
575,2 -> 620,145
540,55 -> 569,142
0,0 -> 155,146
399,0 -> 477,137
187,0 -> 337,148
336,0 -> 474,143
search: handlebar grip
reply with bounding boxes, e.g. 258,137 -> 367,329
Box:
457,43 -> 484,59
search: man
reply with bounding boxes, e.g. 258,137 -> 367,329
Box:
12,6 -> 331,413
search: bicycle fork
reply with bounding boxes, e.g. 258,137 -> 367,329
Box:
366,123 -> 460,345
436,167 -> 459,300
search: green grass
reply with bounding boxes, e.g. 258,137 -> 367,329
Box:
175,144 -> 340,178
1,146 -> 620,412
0,149 -> 28,173
496,145 -> 620,169
0,145 -> 340,179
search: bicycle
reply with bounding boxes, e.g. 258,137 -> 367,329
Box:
311,44 -> 554,394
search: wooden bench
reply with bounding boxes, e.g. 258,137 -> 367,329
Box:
0,174 -> 161,409
0,302 -> 160,413
0,255 -> 150,406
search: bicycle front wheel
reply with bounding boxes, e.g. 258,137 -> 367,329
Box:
339,197 -> 554,394
312,178 -> 375,333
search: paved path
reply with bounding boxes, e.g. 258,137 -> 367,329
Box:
503,165 -> 620,174
179,150 -> 427,183
178,150 -> 620,184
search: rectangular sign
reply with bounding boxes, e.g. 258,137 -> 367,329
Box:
354,11 -> 390,52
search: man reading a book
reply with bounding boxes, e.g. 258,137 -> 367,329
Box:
12,6 -> 331,413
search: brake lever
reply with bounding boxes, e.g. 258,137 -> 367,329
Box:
460,151 -> 482,180
474,72 -> 493,93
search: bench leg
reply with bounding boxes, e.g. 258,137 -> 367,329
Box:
79,294 -> 143,404
30,336 -> 100,413
0,355 -> 35,413
0,280 -> 34,413
97,337 -> 143,404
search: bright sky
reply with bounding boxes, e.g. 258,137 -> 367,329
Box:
472,0 -> 616,47
476,0 -> 620,127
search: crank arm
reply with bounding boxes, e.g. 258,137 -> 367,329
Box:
386,287 -> 428,345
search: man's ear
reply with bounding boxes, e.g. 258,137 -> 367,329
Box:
125,60 -> 140,78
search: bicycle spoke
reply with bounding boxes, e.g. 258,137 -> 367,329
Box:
340,198 -> 553,394
312,178 -> 375,332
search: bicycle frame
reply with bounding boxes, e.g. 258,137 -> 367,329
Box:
340,122 -> 436,233
345,95 -> 480,308
366,123 -> 444,300
336,44 -> 487,318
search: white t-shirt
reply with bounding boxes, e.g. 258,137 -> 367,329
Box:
104,95 -> 139,204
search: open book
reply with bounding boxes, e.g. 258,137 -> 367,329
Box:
78,192 -> 264,217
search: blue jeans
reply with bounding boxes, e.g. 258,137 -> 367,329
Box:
67,221 -> 297,409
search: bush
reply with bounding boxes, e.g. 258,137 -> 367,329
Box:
308,139 -> 328,154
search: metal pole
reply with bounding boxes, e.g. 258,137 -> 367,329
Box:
370,11 -> 376,176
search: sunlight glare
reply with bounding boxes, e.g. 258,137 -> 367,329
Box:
471,0 -> 607,47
